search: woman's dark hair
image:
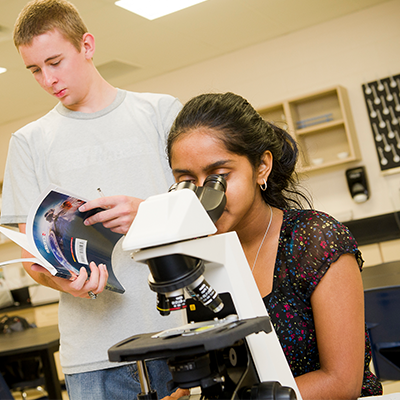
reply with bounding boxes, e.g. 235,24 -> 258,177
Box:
168,92 -> 311,209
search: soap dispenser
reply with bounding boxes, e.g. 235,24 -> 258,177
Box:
345,166 -> 369,203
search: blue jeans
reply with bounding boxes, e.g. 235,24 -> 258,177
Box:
65,359 -> 172,400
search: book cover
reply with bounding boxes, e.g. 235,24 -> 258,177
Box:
0,185 -> 125,294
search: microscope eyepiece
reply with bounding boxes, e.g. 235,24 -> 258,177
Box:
168,180 -> 197,192
169,174 -> 227,194
203,174 -> 227,192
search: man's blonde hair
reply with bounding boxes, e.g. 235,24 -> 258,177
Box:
13,0 -> 88,51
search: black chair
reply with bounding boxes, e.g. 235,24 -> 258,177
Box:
0,372 -> 14,400
0,315 -> 48,399
363,261 -> 400,381
2,353 -> 48,399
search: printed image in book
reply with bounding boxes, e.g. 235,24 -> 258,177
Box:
0,185 -> 125,294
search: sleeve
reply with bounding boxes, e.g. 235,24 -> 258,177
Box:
160,96 -> 183,137
147,94 -> 182,187
0,131 -> 42,226
290,210 -> 363,298
161,97 -> 182,185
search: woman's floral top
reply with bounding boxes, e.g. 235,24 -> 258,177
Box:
263,209 -> 382,397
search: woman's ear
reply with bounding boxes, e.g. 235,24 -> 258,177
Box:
82,33 -> 96,60
257,151 -> 273,186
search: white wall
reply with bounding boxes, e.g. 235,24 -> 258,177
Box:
1,0 -> 400,222
124,0 -> 400,221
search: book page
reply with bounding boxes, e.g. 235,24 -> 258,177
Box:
0,226 -> 53,272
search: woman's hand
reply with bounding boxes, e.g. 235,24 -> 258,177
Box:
161,388 -> 190,400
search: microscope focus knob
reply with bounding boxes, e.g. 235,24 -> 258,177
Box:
247,381 -> 297,400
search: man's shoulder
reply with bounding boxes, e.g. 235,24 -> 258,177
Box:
122,90 -> 182,118
124,90 -> 177,103
13,106 -> 60,138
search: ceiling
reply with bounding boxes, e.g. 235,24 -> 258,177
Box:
0,0 -> 392,129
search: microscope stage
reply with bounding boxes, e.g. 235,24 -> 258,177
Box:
108,316 -> 272,362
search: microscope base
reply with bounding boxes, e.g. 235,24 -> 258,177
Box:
109,316 -> 296,400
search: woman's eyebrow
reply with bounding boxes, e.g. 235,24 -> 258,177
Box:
206,160 -> 232,169
172,160 -> 233,175
172,167 -> 192,174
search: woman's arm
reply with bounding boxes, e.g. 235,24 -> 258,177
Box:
295,253 -> 365,400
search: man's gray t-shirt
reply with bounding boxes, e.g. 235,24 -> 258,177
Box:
1,89 -> 184,374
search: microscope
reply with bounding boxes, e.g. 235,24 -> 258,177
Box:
108,175 -> 301,400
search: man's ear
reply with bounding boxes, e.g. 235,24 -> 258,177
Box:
257,150 -> 273,186
82,33 -> 95,59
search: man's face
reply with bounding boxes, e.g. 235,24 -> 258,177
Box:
19,29 -> 91,111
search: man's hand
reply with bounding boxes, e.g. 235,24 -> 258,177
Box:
19,223 -> 108,297
30,261 -> 108,299
79,195 -> 144,234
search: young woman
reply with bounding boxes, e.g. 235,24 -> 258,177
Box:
166,92 -> 382,399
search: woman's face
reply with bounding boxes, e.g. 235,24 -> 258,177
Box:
170,128 -> 268,235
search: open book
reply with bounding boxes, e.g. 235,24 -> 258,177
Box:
0,185 -> 125,294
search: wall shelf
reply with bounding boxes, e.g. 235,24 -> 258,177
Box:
258,86 -> 360,173
296,119 -> 344,136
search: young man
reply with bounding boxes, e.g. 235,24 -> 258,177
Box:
0,1 -> 184,399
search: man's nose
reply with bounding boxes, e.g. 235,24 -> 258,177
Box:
42,68 -> 57,87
